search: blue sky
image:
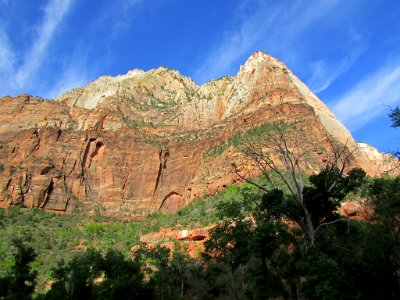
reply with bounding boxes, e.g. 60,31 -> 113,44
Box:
0,0 -> 399,152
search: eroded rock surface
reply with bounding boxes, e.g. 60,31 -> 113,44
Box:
138,225 -> 214,258
0,52 -> 395,214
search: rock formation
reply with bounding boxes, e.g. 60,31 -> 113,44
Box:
0,51 -> 396,215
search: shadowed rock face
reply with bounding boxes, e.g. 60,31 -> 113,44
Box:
0,52 -> 395,215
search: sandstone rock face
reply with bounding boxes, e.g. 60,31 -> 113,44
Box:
0,52 -> 395,214
339,199 -> 374,221
139,226 -> 214,243
357,142 -> 399,174
138,226 -> 214,258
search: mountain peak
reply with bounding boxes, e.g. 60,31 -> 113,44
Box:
242,51 -> 286,71
0,52 -> 394,216
125,69 -> 146,77
248,50 -> 271,60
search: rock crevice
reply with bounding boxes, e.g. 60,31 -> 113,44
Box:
0,52 -> 396,214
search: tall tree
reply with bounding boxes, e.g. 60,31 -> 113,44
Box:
232,121 -> 361,252
205,121 -> 367,298
0,239 -> 37,300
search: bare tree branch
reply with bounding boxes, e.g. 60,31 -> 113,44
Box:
315,218 -> 349,234
231,163 -> 269,193
233,121 -> 357,252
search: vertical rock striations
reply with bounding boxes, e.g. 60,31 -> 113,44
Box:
0,52 -> 395,215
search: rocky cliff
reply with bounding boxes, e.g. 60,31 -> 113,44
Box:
0,51 -> 395,215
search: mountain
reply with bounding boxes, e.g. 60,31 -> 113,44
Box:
0,51 -> 395,215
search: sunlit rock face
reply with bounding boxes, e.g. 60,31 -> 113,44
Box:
0,52 -> 394,215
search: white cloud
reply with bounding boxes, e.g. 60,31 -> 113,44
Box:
193,3 -> 280,83
307,27 -> 366,93
332,61 -> 400,131
91,0 -> 143,33
14,0 -> 73,88
308,48 -> 365,93
109,0 -> 143,34
194,0 -> 343,84
0,29 -> 15,96
45,63 -> 91,99
0,29 -> 14,74
193,2 -> 280,83
42,0 -> 144,99
1,0 -> 143,98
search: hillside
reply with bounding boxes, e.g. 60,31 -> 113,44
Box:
0,51 -> 395,215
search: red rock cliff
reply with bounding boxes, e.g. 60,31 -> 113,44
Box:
0,52 -> 395,215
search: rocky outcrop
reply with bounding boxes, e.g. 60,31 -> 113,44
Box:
139,226 -> 214,243
0,52 -> 395,214
138,225 -> 214,258
357,142 -> 399,174
339,199 -> 374,221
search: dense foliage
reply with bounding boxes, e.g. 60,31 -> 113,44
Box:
0,171 -> 399,299
207,170 -> 400,299
0,239 -> 37,300
0,181 -> 259,293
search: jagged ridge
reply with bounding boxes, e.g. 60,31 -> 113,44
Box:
0,51 -> 396,215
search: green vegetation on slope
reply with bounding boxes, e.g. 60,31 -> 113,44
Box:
0,173 -> 399,299
204,122 -> 281,157
0,185 -> 229,290
0,170 -> 301,293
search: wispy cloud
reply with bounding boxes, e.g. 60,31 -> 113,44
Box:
308,49 -> 365,93
307,59 -> 353,94
0,28 -> 15,96
0,28 -> 14,75
112,0 -> 143,35
332,60 -> 400,131
124,0 -> 143,11
92,0 -> 143,38
194,0 -> 344,83
0,0 -> 144,98
46,63 -> 91,99
193,1 -> 281,83
193,3 -> 280,83
46,0 -> 144,98
14,0 -> 74,88
307,28 -> 366,93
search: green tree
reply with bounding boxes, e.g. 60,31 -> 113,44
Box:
44,248 -> 152,300
0,239 -> 37,300
299,210 -> 400,300
206,166 -> 367,299
234,122 -> 363,252
44,249 -> 103,300
389,106 -> 400,128
207,122 -> 368,298
93,249 -> 152,300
